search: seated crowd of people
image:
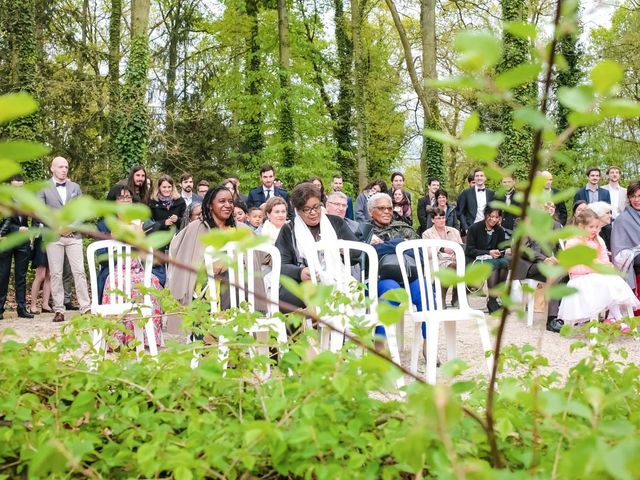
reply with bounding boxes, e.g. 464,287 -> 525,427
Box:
2,157 -> 640,350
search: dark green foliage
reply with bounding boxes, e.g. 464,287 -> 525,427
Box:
0,0 -> 43,180
114,36 -> 150,178
423,116 -> 445,185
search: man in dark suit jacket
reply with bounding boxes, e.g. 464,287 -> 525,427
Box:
573,167 -> 611,206
457,169 -> 495,234
330,174 -> 354,220
417,177 -> 441,235
38,157 -> 91,322
246,164 -> 293,220
496,175 -> 519,236
0,175 -> 34,319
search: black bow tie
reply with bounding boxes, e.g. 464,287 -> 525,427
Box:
56,182 -> 66,187
477,188 -> 485,192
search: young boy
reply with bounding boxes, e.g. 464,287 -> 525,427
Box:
246,207 -> 264,230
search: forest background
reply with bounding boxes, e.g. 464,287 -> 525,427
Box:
0,0 -> 638,198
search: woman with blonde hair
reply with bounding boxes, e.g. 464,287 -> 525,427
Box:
257,196 -> 288,244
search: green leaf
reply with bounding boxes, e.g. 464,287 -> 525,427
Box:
0,140 -> 50,162
434,269 -> 462,287
440,358 -> 470,378
145,229 -> 175,250
279,276 -> 305,304
461,112 -> 480,138
376,301 -> 405,327
546,284 -> 577,300
423,129 -> 457,145
380,288 -> 409,305
513,107 -> 555,130
504,21 -> 538,39
454,31 -> 502,71
0,229 -> 35,253
0,159 -> 23,182
601,99 -> 640,118
464,262 -> 492,286
116,203 -> 150,222
557,86 -> 595,113
461,132 -> 505,161
495,63 -> 541,89
0,92 -> 38,125
590,60 -> 623,94
567,111 -> 603,127
199,227 -> 253,249
557,244 -> 597,269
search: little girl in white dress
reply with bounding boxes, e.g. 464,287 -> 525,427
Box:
558,209 -> 640,332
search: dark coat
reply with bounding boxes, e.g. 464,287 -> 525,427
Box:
456,187 -> 496,233
275,214 -> 358,310
513,221 -> 562,280
464,220 -> 506,264
573,187 -> 611,205
550,188 -> 568,226
247,186 -> 293,220
417,195 -> 436,235
149,197 -> 187,233
495,190 -> 518,234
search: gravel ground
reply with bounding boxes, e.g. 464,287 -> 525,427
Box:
2,294 -> 638,385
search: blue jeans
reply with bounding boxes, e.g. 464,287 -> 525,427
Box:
376,278 -> 434,339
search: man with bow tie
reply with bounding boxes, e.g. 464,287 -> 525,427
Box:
456,168 -> 495,235
38,156 -> 90,323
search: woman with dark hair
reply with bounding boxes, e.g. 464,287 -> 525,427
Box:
308,176 -> 328,205
168,186 -> 266,317
391,188 -> 412,226
612,181 -> 640,291
275,182 -> 358,311
424,189 -> 458,231
149,175 -> 187,234
127,165 -> 151,205
465,205 -> 509,313
355,180 -> 387,222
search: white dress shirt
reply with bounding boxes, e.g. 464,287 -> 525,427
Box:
474,187 -> 487,223
608,185 -> 621,218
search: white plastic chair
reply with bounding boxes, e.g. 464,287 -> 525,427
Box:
204,242 -> 287,373
395,239 -> 494,384
511,278 -> 542,327
86,240 -> 158,359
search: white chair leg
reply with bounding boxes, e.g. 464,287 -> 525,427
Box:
219,335 -> 229,370
384,324 -> 405,389
476,315 -> 494,373
589,324 -> 598,345
426,319 -> 440,384
410,323 -> 421,375
133,322 -> 144,359
444,322 -> 456,361
526,280 -> 537,327
144,317 -> 158,357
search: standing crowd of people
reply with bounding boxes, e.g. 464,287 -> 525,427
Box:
2,158 -> 640,347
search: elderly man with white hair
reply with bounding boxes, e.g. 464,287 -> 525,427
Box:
589,201 -> 613,253
325,191 -> 360,236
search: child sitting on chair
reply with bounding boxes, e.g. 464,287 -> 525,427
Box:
558,209 -> 640,332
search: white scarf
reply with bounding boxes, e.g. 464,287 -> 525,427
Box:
260,220 -> 282,244
294,213 -> 345,282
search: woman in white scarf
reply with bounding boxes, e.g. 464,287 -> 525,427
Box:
275,182 -> 359,312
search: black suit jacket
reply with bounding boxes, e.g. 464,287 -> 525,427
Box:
495,190 -> 519,233
457,187 -> 495,232
464,221 -> 506,264
417,195 -> 436,235
247,186 -> 293,220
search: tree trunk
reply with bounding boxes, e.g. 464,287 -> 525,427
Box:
420,0 -> 444,185
351,0 -> 367,190
115,0 -> 151,175
239,0 -> 265,163
278,0 -> 295,167
165,0 -> 182,135
334,0 -> 354,183
1,0 -> 43,179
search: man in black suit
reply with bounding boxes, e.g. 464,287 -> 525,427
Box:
0,175 -> 34,319
496,175 -> 518,237
246,164 -> 293,219
417,177 -> 441,235
573,167 -> 611,206
539,171 -> 568,225
456,169 -> 495,234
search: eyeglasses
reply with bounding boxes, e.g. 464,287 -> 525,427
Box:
373,206 -> 393,212
327,201 -> 347,208
117,195 -> 133,201
630,195 -> 640,200
300,204 -> 322,214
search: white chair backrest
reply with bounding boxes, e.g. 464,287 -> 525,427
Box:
86,240 -> 154,314
306,239 -> 378,298
204,242 -> 281,316
395,239 -> 471,313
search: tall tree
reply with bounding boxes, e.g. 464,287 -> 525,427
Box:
497,0 -> 535,176
107,0 -> 122,161
277,0 -> 295,167
114,0 -> 151,176
239,0 -> 265,164
351,0 -> 368,189
0,0 -> 43,179
334,0 -> 354,183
